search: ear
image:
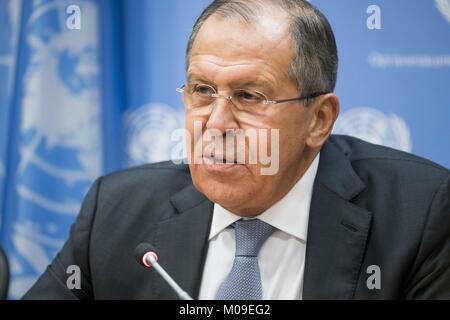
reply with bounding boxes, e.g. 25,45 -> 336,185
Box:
306,94 -> 340,149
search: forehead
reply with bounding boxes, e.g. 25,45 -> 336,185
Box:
188,13 -> 294,85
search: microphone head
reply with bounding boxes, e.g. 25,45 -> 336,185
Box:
135,242 -> 160,268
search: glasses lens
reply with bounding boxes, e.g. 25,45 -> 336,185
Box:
186,83 -> 215,107
233,89 -> 267,110
182,83 -> 270,115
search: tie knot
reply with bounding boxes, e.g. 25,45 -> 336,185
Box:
233,219 -> 275,257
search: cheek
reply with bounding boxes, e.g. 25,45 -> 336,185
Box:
276,114 -> 310,161
185,114 -> 207,160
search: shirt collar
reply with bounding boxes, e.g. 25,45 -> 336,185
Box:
209,153 -> 320,242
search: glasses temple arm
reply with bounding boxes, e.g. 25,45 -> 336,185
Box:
272,91 -> 330,104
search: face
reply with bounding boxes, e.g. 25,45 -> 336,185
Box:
185,13 -> 321,216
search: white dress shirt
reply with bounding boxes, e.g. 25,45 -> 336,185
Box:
198,153 -> 320,300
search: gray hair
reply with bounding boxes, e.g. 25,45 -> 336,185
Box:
186,0 -> 338,103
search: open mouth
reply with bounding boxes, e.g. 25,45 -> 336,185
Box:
203,154 -> 241,165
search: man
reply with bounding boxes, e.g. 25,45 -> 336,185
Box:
24,0 -> 449,299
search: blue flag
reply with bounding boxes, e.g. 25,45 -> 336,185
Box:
0,0 -> 103,299
0,0 -> 208,299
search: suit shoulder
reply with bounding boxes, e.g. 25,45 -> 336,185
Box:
329,134 -> 449,178
95,160 -> 192,203
101,160 -> 190,182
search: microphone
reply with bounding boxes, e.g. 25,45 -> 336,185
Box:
135,242 -> 193,300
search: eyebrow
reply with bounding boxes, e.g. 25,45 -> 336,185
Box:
186,74 -> 273,92
237,79 -> 272,89
186,74 -> 212,84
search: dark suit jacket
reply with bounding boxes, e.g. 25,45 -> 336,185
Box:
23,135 -> 450,299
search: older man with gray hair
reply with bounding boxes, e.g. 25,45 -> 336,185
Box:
24,0 -> 449,300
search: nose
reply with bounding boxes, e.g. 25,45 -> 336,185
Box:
205,97 -> 239,134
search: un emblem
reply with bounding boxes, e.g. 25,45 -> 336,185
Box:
124,103 -> 184,166
333,107 -> 412,152
436,0 -> 450,23
7,0 -> 101,298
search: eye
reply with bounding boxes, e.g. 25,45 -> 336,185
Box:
193,84 -> 216,97
235,90 -> 265,103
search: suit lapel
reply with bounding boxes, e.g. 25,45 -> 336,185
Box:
303,139 -> 373,299
148,138 -> 372,300
151,184 -> 213,300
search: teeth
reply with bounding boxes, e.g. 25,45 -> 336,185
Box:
205,155 -> 238,164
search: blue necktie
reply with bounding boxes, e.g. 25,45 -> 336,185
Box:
216,219 -> 276,300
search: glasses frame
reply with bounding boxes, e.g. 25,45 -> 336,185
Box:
176,84 -> 329,107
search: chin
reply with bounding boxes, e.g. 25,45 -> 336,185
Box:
193,175 -> 257,212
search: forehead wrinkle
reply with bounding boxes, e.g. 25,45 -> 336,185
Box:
190,55 -> 264,69
211,4 -> 290,43
187,57 -> 278,89
189,14 -> 294,86
192,12 -> 291,56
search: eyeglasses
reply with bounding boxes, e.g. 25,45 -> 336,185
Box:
176,83 -> 329,115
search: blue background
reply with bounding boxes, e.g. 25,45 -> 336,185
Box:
0,0 -> 449,298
